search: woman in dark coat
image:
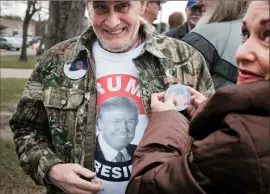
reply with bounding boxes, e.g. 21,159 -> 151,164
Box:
126,1 -> 270,194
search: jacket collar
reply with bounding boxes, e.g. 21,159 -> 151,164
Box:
189,81 -> 270,140
176,22 -> 189,39
68,19 -> 166,64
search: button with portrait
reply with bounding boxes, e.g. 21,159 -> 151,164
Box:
63,59 -> 88,80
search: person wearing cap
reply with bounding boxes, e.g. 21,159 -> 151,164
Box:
165,0 -> 202,40
182,1 -> 249,89
141,1 -> 162,25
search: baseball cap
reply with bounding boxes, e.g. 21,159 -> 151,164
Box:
186,0 -> 198,8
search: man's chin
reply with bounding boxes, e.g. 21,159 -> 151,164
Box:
101,42 -> 131,53
114,145 -> 128,151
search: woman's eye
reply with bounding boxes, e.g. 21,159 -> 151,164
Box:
241,30 -> 250,43
262,30 -> 270,44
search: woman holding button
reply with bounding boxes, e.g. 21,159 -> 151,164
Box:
127,1 -> 270,193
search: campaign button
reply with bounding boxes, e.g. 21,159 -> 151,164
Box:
63,60 -> 87,80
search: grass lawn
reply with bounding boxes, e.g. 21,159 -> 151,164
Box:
0,55 -> 37,69
0,140 -> 45,194
0,78 -> 28,104
0,78 -> 27,132
0,78 -> 45,193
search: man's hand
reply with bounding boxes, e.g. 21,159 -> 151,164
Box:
151,92 -> 177,112
48,163 -> 104,194
187,87 -> 206,118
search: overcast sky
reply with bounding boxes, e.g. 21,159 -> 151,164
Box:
1,1 -> 188,24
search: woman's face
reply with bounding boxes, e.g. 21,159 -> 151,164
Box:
236,1 -> 270,84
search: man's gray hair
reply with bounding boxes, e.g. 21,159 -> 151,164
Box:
98,96 -> 140,119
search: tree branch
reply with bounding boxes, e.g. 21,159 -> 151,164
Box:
29,1 -> 41,18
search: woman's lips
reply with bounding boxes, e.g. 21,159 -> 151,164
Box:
238,69 -> 261,82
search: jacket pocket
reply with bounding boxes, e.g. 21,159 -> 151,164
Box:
44,87 -> 85,163
44,87 -> 84,109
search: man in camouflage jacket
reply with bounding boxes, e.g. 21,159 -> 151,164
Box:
10,3 -> 214,193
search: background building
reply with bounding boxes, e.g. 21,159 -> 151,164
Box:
0,16 -> 36,36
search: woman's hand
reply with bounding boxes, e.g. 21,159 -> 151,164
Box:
187,87 -> 206,118
151,92 -> 176,112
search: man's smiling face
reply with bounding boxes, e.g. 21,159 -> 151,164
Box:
87,1 -> 146,53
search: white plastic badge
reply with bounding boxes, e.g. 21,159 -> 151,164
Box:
63,60 -> 87,80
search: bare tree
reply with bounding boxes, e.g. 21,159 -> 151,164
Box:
45,1 -> 86,49
19,1 -> 40,61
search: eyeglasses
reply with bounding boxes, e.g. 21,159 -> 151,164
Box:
88,1 -> 132,15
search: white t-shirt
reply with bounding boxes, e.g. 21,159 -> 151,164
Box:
93,41 -> 148,194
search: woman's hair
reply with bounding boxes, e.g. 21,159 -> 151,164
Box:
168,12 -> 185,29
208,1 -> 249,24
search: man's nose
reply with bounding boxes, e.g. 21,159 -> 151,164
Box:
117,121 -> 129,132
104,11 -> 120,29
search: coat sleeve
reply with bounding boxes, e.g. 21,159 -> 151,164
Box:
126,113 -> 262,194
193,49 -> 215,98
9,59 -> 62,186
126,110 -> 207,194
173,38 -> 215,98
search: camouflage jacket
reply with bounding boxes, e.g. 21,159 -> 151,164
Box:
10,20 -> 214,194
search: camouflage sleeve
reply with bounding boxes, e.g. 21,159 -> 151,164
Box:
194,51 -> 215,98
167,38 -> 215,98
9,59 -> 62,186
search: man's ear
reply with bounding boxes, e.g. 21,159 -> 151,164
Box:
96,118 -> 104,132
140,0 -> 147,15
135,117 -> 139,126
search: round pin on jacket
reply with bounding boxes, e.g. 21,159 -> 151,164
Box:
63,60 -> 87,80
